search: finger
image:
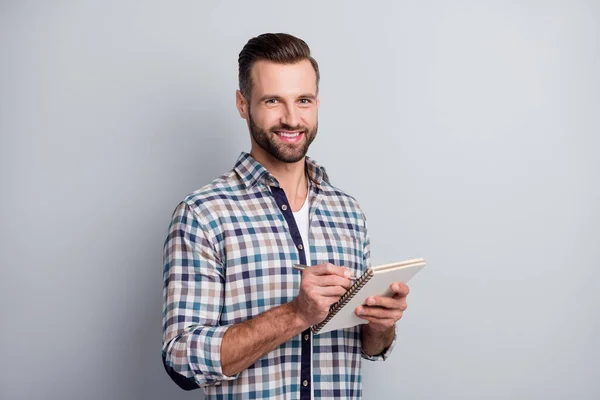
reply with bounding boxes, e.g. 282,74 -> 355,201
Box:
304,270 -> 353,290
364,296 -> 407,311
312,274 -> 353,290
355,305 -> 403,320
309,263 -> 353,279
317,285 -> 347,298
359,316 -> 397,329
390,282 -> 410,297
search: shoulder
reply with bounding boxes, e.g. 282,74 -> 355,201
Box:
306,156 -> 366,219
175,169 -> 244,225
319,180 -> 367,219
317,180 -> 370,248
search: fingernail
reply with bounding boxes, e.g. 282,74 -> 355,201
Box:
392,283 -> 400,291
344,269 -> 351,278
366,297 -> 375,305
356,307 -> 363,315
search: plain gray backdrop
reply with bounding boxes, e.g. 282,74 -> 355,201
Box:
1,1 -> 598,399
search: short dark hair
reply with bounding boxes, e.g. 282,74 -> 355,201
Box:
238,33 -> 320,102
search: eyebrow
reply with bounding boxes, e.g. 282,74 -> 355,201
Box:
258,94 -> 317,102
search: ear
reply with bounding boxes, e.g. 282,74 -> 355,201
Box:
236,90 -> 249,119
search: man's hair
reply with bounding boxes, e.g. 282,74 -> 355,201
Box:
238,33 -> 320,102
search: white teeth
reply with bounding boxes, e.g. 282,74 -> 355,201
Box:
278,132 -> 300,138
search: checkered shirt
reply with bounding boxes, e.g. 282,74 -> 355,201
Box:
162,152 -> 395,399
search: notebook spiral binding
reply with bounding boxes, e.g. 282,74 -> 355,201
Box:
312,268 -> 375,334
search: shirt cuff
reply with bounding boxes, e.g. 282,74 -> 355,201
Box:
361,325 -> 397,361
188,325 -> 239,386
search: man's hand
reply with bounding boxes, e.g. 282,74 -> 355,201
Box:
291,263 -> 353,327
220,264 -> 351,377
355,282 -> 410,332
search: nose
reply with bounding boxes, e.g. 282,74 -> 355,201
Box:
281,104 -> 300,128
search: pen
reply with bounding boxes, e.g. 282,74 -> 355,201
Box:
292,264 -> 357,280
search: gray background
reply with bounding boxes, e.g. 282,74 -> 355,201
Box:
1,1 -> 598,399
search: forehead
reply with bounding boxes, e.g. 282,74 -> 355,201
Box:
250,59 -> 317,97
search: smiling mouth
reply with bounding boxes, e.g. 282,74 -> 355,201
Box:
273,130 -> 305,144
274,131 -> 303,138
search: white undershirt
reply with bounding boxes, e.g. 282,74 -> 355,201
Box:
292,178 -> 313,399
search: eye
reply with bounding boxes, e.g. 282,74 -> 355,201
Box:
265,98 -> 278,104
299,98 -> 312,104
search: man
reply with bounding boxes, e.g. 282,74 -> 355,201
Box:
162,33 -> 410,399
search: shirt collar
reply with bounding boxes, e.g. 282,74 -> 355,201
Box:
233,151 -> 329,189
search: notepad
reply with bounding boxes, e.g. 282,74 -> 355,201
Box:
312,258 -> 426,335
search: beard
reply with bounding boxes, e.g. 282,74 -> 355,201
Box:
248,110 -> 318,163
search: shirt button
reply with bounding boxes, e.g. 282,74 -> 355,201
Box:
304,334 -> 309,341
298,244 -> 303,250
303,380 -> 309,387
281,204 -> 288,211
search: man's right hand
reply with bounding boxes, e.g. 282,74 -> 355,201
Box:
291,263 -> 354,327
220,263 -> 353,376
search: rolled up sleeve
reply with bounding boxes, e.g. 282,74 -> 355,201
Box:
162,201 -> 238,387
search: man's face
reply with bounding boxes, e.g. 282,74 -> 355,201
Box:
240,59 -> 319,164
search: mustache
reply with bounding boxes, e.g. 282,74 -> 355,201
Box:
269,124 -> 308,132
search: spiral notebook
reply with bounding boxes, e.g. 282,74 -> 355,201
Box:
312,258 -> 426,335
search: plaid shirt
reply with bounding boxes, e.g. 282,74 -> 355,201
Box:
162,152 -> 395,399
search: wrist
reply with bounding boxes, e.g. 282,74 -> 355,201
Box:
286,300 -> 312,332
361,323 -> 395,356
363,322 -> 394,337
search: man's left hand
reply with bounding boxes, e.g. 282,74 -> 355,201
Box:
355,282 -> 409,332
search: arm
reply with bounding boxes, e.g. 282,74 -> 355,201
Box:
358,282 -> 409,357
220,302 -> 306,376
355,207 -> 408,359
361,321 -> 395,357
162,202 -> 352,385
162,202 -> 233,387
221,264 -> 353,376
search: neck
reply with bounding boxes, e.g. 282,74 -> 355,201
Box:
250,147 -> 309,211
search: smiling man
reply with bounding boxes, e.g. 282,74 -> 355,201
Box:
162,33 -> 410,399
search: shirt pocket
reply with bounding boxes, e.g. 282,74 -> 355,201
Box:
310,226 -> 364,278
